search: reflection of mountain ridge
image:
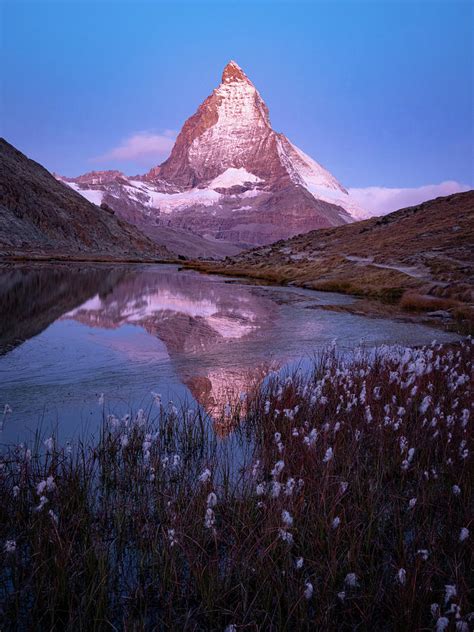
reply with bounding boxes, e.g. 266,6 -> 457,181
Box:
66,269 -> 275,355
65,268 -> 280,423
0,265 -> 282,429
0,264 -> 128,354
186,364 -> 271,436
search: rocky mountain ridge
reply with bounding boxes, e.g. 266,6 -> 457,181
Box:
0,138 -> 170,261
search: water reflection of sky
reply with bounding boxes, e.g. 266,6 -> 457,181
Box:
0,264 -> 459,445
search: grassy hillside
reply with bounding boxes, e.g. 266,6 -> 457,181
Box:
189,191 -> 474,331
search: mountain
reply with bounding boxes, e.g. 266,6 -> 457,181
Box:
0,138 -> 170,261
189,191 -> 474,319
59,61 -> 364,249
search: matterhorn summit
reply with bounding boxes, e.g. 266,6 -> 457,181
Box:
59,61 -> 364,252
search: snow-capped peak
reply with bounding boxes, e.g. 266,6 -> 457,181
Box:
221,60 -> 251,85
61,61 -> 366,249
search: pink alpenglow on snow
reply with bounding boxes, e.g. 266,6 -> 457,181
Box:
59,61 -> 366,247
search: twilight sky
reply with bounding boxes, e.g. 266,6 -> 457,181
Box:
1,0 -> 472,211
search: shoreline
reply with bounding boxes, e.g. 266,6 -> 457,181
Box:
0,254 -> 469,335
0,253 -> 180,265
183,260 -> 469,335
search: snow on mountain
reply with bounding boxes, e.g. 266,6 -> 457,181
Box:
59,60 -> 366,249
65,181 -> 104,206
209,168 -> 262,189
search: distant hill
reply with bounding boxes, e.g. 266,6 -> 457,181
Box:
190,191 -> 474,325
0,138 -> 170,261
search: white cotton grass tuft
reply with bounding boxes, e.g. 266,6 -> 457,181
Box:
323,447 -> 334,463
36,480 -> 47,495
304,582 -> 313,599
444,584 -> 457,604
281,510 -> 293,528
408,497 -> 417,509
435,618 -> 450,632
271,460 -> 285,477
271,481 -> 281,498
295,557 -> 304,569
419,395 -> 432,414
332,516 -> 341,529
251,460 -> 260,477
204,507 -> 215,529
44,437 -> 54,453
4,540 -> 16,553
459,527 -> 469,542
206,492 -> 217,508
344,573 -> 359,588
278,528 -> 293,545
35,496 -> 48,512
339,481 -> 349,494
167,528 -> 178,547
284,477 -> 296,496
397,568 -> 406,585
198,468 -> 212,484
151,392 -> 162,405
303,428 -> 318,446
452,484 -> 461,496
3,404 -> 12,415
417,549 -> 429,561
120,434 -> 129,449
48,510 -> 58,524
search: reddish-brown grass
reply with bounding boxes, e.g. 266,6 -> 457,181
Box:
0,342 -> 472,630
399,293 -> 458,312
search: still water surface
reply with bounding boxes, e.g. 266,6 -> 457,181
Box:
0,263 -> 458,444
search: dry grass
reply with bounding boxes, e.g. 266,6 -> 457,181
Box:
1,342 -> 472,631
187,191 -> 474,329
189,261 -> 417,303
400,293 -> 458,312
399,293 -> 474,335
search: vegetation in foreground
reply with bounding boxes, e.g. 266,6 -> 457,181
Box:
0,342 -> 472,631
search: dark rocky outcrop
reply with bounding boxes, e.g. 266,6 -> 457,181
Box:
0,139 -> 171,260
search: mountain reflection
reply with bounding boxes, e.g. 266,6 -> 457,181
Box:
61,266 -> 280,422
0,264 -> 126,354
1,264 -> 459,444
186,365 -> 271,436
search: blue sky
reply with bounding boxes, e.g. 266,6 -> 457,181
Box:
1,0 -> 472,195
